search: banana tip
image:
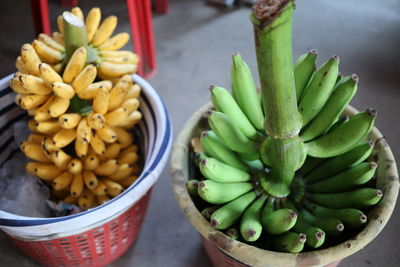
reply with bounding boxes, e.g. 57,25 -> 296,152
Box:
288,210 -> 297,219
316,231 -> 325,240
198,181 -> 205,189
209,85 -> 215,91
377,189 -> 383,198
227,228 -> 238,237
367,108 -> 377,117
337,223 -> 344,232
232,51 -> 241,57
200,159 -> 207,166
351,74 -> 359,82
332,55 -> 340,61
204,110 -> 214,118
210,219 -> 219,228
309,49 -> 318,55
201,131 -> 209,137
247,229 -> 256,238
299,233 -> 307,243
360,214 -> 367,223
371,162 -> 378,169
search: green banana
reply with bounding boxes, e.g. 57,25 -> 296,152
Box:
298,156 -> 326,176
207,111 -> 257,154
210,86 -> 258,139
326,115 -> 349,133
231,52 -> 264,131
303,141 -> 374,183
309,188 -> 383,208
194,152 -> 207,166
200,131 -> 248,171
308,162 -> 377,193
210,191 -> 257,230
304,200 -> 367,229
243,159 -> 264,171
240,194 -> 267,242
305,109 -> 376,158
199,157 -> 251,183
261,197 -> 297,234
225,227 -> 240,240
301,74 -> 358,142
239,151 -> 261,161
300,208 -> 344,237
197,179 -> 253,204
283,201 -> 325,248
294,49 -> 317,101
272,232 -> 306,253
201,206 -> 217,221
186,179 -> 200,198
298,55 -> 340,126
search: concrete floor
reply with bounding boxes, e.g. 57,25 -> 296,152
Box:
0,0 -> 399,266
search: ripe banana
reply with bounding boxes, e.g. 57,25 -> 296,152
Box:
26,162 -> 63,180
38,63 -> 63,84
52,171 -> 74,190
85,7 -> 101,42
199,157 -> 251,183
197,179 -> 253,204
20,141 -> 51,163
20,43 -> 41,76
63,47 -> 87,83
294,49 -> 317,101
59,113 -> 82,129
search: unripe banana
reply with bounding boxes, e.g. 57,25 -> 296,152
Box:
83,170 -> 98,189
32,40 -> 63,64
38,33 -> 64,52
38,63 -> 63,84
186,179 -> 200,199
300,208 -> 344,238
199,157 -> 251,183
85,7 -> 101,42
225,227 -> 240,240
53,128 -> 76,148
308,162 -> 377,193
240,194 -> 266,242
202,206 -> 216,221
304,200 -> 367,229
298,156 -> 325,176
26,162 -> 63,180
68,158 -> 83,174
305,109 -> 376,158
310,188 -> 383,209
52,171 -> 74,191
93,87 -> 109,115
97,33 -> 130,50
63,47 -> 87,83
210,86 -> 258,139
94,159 -> 118,176
326,115 -> 349,133
301,74 -> 358,142
20,43 -> 41,76
59,113 -> 82,129
52,82 -> 75,99
72,64 -> 97,94
20,141 -> 51,163
304,141 -> 374,184
19,74 -> 52,95
272,232 -> 306,253
207,111 -> 257,154
262,208 -> 298,235
294,49 -> 317,101
231,53 -> 264,131
298,56 -> 340,126
48,96 -> 70,118
210,191 -> 257,230
92,16 -> 118,46
197,179 -> 253,204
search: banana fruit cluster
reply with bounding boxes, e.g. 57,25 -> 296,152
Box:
10,7 -> 143,210
16,7 -> 138,81
187,52 -> 382,252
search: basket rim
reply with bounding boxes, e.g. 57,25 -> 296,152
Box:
0,74 -> 172,227
170,102 -> 400,267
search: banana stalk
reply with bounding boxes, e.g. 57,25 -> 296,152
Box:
251,0 -> 306,197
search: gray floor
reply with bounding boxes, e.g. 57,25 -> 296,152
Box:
0,0 -> 399,266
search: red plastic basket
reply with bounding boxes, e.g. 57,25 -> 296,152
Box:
8,189 -> 152,267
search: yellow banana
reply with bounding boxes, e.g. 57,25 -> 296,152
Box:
101,54 -> 138,65
52,32 -> 64,45
113,127 -> 133,147
121,98 -> 140,113
87,113 -> 106,129
20,141 -> 51,163
96,124 -> 117,143
92,16 -> 117,46
51,149 -> 72,170
26,162 -> 63,180
118,110 -> 142,128
83,152 -> 100,170
83,170 -> 98,189
85,7 -> 101,42
77,80 -> 112,99
63,195 -> 79,204
68,158 -> 83,174
119,144 -> 138,155
125,83 -> 141,99
75,140 -> 89,158
19,74 -> 52,95
39,63 -> 63,84
32,40 -> 63,64
71,7 -> 84,21
42,136 -> 58,154
28,133 -> 45,144
63,47 -> 87,83
51,63 -> 63,73
103,143 -> 121,159
36,120 -> 61,135
104,107 -> 129,127
72,64 -> 97,94
94,159 -> 118,176
97,33 -> 130,51
52,171 -> 74,190
97,194 -> 110,205
78,189 -> 95,209
16,94 -> 49,110
90,133 -> 106,155
10,76 -> 30,95
38,33 -> 64,52
118,151 -> 138,165
93,87 -> 109,115
103,178 -> 123,197
98,61 -> 137,77
15,56 -> 30,74
108,74 -> 132,110
57,15 -> 64,34
34,96 -> 54,122
108,163 -> 134,181
53,128 -> 76,148
52,82 -> 75,99
99,50 -> 135,58
20,43 -> 41,76
59,113 -> 82,129
28,120 -> 40,133
70,173 -> 84,197
76,118 -> 92,143
93,180 -> 107,196
118,175 -> 137,188
48,96 -> 70,118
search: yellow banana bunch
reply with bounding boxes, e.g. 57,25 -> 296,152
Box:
16,7 -> 139,81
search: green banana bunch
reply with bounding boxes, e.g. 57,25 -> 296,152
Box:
186,0 -> 384,254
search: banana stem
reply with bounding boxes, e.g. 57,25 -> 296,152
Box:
251,0 -> 301,138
